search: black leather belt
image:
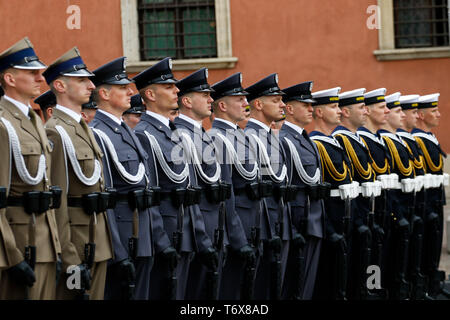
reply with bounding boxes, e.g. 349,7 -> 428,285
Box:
159,187 -> 203,206
7,187 -> 62,214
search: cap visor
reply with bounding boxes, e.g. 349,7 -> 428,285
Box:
62,69 -> 95,77
154,79 -> 178,84
106,78 -> 134,85
14,60 -> 47,70
229,91 -> 249,96
265,90 -> 285,96
298,98 -> 316,103
192,88 -> 215,93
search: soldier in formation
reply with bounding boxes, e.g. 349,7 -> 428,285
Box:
0,36 -> 448,300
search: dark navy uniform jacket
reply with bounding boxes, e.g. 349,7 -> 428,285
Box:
174,115 -> 248,250
279,123 -> 324,239
90,111 -> 170,261
134,112 -> 212,253
411,128 -> 446,206
378,129 -> 415,221
358,127 -> 393,227
333,126 -> 373,227
358,127 -> 391,174
310,130 -> 353,236
244,119 -> 294,241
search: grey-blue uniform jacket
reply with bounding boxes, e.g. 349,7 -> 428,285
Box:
90,111 -> 170,261
279,124 -> 324,239
134,112 -> 212,253
244,120 -> 294,241
174,116 -> 247,250
209,119 -> 254,248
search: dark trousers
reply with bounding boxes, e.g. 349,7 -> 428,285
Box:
104,257 -> 153,300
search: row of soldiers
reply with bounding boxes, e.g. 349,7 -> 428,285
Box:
0,37 -> 447,300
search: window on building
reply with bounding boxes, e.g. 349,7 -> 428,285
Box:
394,0 -> 449,48
138,0 -> 218,61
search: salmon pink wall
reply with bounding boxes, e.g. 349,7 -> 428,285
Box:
1,0 -> 448,148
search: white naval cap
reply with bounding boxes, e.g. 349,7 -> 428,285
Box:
399,94 -> 420,110
311,87 -> 341,106
364,88 -> 386,105
338,88 -> 366,107
385,92 -> 401,109
418,93 -> 440,109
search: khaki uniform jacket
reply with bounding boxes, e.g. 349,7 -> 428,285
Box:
0,97 -> 61,267
45,109 -> 113,269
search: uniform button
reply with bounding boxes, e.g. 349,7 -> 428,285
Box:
117,216 -> 121,220
115,128 -> 119,132
127,154 -> 130,159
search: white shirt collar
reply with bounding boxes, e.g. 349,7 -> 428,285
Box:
146,110 -> 170,129
56,104 -> 82,123
98,109 -> 122,126
4,95 -> 31,118
248,118 -> 270,132
214,117 -> 237,129
179,113 -> 202,129
284,121 -> 304,134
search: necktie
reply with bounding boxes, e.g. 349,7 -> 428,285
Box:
301,129 -> 310,142
28,109 -> 47,148
79,118 -> 101,155
79,118 -> 92,137
169,121 -> 177,131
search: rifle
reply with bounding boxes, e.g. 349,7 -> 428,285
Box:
167,187 -> 186,300
241,182 -> 261,300
125,189 -> 145,300
206,182 -> 229,300
23,191 -> 42,300
270,184 -> 286,300
408,186 -> 427,300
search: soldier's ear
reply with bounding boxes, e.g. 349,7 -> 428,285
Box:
47,107 -> 53,119
52,79 -> 66,94
313,106 -> 322,119
98,87 -> 110,101
417,110 -> 425,121
144,87 -> 156,103
253,98 -> 263,111
181,95 -> 192,109
285,103 -> 294,116
341,107 -> 350,118
81,111 -> 88,122
2,71 -> 16,88
218,100 -> 227,112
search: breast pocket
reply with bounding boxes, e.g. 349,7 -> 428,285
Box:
21,142 -> 43,174
75,146 -> 95,175
116,149 -> 140,173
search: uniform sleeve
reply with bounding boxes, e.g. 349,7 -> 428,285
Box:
135,130 -> 172,253
92,129 -> 128,262
46,128 -> 82,269
0,122 -> 24,267
224,190 -> 249,250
